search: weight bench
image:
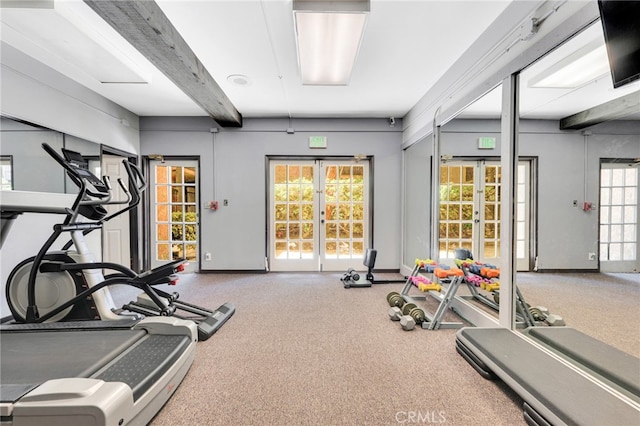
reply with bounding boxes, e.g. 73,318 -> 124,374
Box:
456,327 -> 640,425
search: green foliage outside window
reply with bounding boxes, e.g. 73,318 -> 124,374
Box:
172,211 -> 197,241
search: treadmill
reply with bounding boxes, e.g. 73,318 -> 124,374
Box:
0,317 -> 197,425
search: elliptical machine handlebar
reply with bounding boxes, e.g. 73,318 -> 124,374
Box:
98,159 -> 146,224
124,159 -> 147,194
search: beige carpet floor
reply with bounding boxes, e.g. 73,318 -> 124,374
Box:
110,271 -> 639,425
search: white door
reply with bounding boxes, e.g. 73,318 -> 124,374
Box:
150,160 -> 199,273
439,160 -> 530,270
269,159 -> 370,271
102,154 -> 130,267
599,163 -> 639,272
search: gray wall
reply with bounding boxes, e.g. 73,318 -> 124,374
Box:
1,42 -> 139,154
402,118 -> 640,273
141,117 -> 403,271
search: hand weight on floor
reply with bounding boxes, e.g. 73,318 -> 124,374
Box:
386,291 -> 404,308
342,268 -> 360,287
387,295 -> 427,331
346,268 -> 360,282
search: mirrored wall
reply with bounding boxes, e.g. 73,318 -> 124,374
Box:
0,116 -> 100,193
402,16 -> 639,357
516,19 -> 639,356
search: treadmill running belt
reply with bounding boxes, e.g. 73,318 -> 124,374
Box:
0,330 -> 145,385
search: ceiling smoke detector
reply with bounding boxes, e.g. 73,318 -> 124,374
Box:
227,74 -> 251,87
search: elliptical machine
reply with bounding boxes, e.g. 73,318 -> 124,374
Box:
5,143 -> 235,340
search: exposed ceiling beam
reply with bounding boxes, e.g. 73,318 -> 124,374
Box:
559,91 -> 639,130
83,0 -> 242,127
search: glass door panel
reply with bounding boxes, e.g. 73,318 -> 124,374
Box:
271,161 -> 318,271
482,163 -> 501,260
600,163 -> 639,272
151,160 -> 199,272
439,163 -> 476,259
321,161 -> 369,271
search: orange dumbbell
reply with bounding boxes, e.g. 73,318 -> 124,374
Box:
434,267 -> 464,278
480,267 -> 500,279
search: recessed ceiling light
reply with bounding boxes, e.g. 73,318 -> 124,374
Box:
227,74 -> 251,87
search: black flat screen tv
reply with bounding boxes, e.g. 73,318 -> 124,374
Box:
597,0 -> 640,88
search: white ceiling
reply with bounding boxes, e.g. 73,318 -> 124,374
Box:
1,0 -> 638,122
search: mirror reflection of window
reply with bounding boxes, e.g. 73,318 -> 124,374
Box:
89,160 -> 101,179
1,156 -> 13,190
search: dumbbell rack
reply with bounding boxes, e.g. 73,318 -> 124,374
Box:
456,261 -> 537,328
398,263 -> 467,330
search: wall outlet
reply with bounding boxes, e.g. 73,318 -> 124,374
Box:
205,252 -> 212,261
588,252 -> 596,261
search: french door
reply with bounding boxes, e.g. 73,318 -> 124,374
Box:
269,159 -> 370,271
150,160 -> 199,272
599,163 -> 639,272
439,160 -> 530,270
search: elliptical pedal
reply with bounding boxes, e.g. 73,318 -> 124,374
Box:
193,303 -> 236,341
129,293 -> 236,341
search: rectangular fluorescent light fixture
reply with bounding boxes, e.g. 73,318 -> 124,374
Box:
293,0 -> 369,85
529,40 -> 610,89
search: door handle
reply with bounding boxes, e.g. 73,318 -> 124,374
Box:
474,219 -> 480,223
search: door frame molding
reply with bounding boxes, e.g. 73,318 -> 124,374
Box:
265,155 -> 375,271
